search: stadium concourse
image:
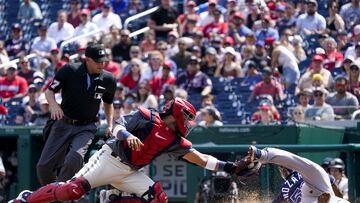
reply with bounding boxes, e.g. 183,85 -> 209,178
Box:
0,0 -> 359,202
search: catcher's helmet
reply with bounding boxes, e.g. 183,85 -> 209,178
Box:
162,98 -> 196,137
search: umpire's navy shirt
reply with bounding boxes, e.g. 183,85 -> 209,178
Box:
48,62 -> 116,121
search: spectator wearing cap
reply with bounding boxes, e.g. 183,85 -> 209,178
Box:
271,44 -> 300,89
295,0 -> 326,36
296,55 -> 334,95
176,56 -> 213,96
5,23 -> 29,59
148,0 -> 178,40
112,29 -> 132,62
17,0 -> 42,21
197,0 -> 224,27
0,64 -> 28,103
242,60 -> 262,87
248,67 -> 285,102
74,9 -> 98,40
67,0 -> 82,27
149,62 -> 176,97
228,12 -> 252,44
122,93 -> 137,114
190,46 -> 202,59
215,47 -> 242,77
17,55 -> 35,85
326,2 -> 345,37
311,73 -> 328,92
296,89 -> 312,108
200,47 -> 219,77
43,48 -> 64,80
48,10 -> 75,44
167,31 -> 180,57
177,1 -> 199,25
328,158 -> 349,200
249,41 -> 270,71
119,58 -> 142,90
326,75 -> 359,119
139,30 -> 156,54
171,38 -> 192,71
347,63 -> 360,98
322,37 -> 344,71
103,49 -> 122,79
202,8 -> 228,39
135,81 -> 158,109
92,3 -> 122,32
339,0 -> 360,31
344,25 -> 360,59
304,87 -> 335,121
337,30 -> 351,53
276,2 -> 297,35
88,0 -> 104,14
255,15 -> 279,42
198,106 -> 223,127
251,99 -> 279,125
30,23 -> 57,61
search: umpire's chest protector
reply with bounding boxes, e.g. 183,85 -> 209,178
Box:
126,107 -> 186,167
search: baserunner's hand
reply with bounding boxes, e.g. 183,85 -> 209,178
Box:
49,103 -> 64,120
126,135 -> 144,151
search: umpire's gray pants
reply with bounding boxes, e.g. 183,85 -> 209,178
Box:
37,119 -> 96,185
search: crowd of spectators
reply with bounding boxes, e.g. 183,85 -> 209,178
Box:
0,0 -> 359,128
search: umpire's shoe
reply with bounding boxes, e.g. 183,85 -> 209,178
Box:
8,190 -> 32,203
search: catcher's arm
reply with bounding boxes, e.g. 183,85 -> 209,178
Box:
182,149 -> 258,176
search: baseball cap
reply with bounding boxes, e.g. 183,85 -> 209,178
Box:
350,62 -> 359,70
255,40 -> 265,47
258,101 -> 271,111
315,47 -> 326,55
168,30 -> 179,38
191,46 -> 201,52
189,56 -> 201,63
38,23 -> 48,30
50,48 -> 60,54
224,47 -> 237,56
223,36 -> 234,46
353,24 -> 360,36
263,67 -> 272,75
12,23 -> 21,31
208,0 -> 217,5
312,54 -> 324,62
296,88 -> 312,97
312,73 -> 323,81
312,87 -> 326,94
334,74 -> 348,82
80,9 -> 90,16
85,44 -> 108,63
6,63 -> 18,71
233,12 -> 244,19
306,0 -> 317,6
163,62 -> 173,70
206,47 -> 217,55
28,84 -> 38,92
201,107 -> 221,120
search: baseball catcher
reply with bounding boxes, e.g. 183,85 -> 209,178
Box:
10,98 -> 258,203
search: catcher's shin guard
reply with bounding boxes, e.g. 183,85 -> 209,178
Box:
148,181 -> 168,203
26,177 -> 91,203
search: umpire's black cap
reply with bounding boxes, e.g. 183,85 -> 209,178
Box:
85,44 -> 109,63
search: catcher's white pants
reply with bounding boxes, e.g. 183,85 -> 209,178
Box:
257,148 -> 348,203
74,144 -> 154,196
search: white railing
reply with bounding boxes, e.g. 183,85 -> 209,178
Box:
0,53 -> 37,68
59,29 -> 104,52
124,6 -> 159,29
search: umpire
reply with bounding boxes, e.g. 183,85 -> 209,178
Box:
37,43 -> 116,185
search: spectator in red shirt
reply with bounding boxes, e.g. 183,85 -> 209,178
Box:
88,0 -> 104,14
247,67 -> 284,102
178,1 -> 198,24
104,49 -> 122,79
203,8 -> 228,39
0,64 -> 28,102
323,37 -> 344,71
67,0 -> 82,27
119,58 -> 142,90
149,62 -> 176,97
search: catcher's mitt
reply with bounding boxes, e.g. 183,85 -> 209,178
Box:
234,158 -> 262,180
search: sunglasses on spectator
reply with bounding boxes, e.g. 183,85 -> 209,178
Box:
139,86 -> 147,90
29,89 -> 37,93
189,61 -> 198,65
314,92 -> 323,97
350,67 -> 359,71
293,111 -> 303,115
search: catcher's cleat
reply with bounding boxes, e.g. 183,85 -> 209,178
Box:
248,145 -> 262,161
8,190 -> 32,203
318,193 -> 331,203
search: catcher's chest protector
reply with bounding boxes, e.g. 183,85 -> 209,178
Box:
127,107 -> 178,167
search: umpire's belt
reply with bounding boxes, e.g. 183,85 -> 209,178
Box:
63,116 -> 98,125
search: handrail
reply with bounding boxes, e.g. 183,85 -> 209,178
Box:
59,29 -> 104,52
0,53 -> 37,68
124,6 -> 159,29
129,26 -> 150,38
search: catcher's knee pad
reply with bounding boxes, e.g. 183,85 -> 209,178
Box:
147,181 -> 168,203
27,177 -> 91,203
